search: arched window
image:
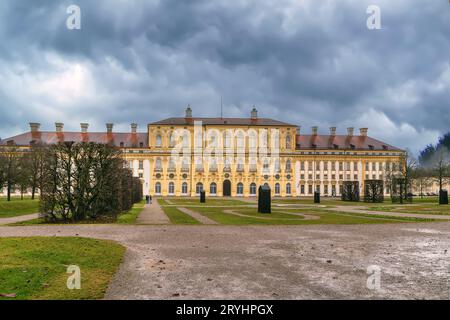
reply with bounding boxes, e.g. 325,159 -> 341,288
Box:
168,157 -> 176,171
237,183 -> 244,195
286,183 -> 291,195
196,183 -> 203,195
182,182 -> 188,195
250,183 -> 257,196
168,182 -> 175,195
169,132 -> 176,147
156,134 -> 162,147
236,131 -> 245,149
182,131 -> 190,148
210,183 -> 217,195
286,135 -> 291,149
286,159 -> 291,171
155,182 -> 161,195
274,159 -> 281,172
275,183 -> 280,195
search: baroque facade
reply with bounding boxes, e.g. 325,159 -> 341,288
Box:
0,107 -> 404,198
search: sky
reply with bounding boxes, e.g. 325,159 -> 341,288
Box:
0,0 -> 449,155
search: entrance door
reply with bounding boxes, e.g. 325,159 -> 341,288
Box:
223,180 -> 231,197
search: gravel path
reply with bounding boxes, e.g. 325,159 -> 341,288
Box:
0,213 -> 39,225
136,201 -> 171,225
0,222 -> 449,299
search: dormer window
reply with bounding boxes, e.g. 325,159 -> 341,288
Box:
333,144 -> 339,149
139,142 -> 144,148
120,142 -> 124,147
350,144 -> 355,150
382,145 -> 388,150
368,145 -> 374,150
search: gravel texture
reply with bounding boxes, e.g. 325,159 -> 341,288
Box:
0,222 -> 449,300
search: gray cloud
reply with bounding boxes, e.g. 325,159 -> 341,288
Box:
0,0 -> 449,154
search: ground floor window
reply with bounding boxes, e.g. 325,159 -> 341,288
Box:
286,183 -> 291,195
308,185 -> 313,194
182,182 -> 188,195
168,182 -> 175,195
155,182 -> 161,195
275,183 -> 280,195
196,182 -> 203,195
237,183 -> 244,195
301,185 -> 305,194
210,182 -> 217,195
250,183 -> 257,195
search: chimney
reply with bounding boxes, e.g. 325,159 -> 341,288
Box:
359,128 -> 368,136
55,122 -> 64,133
347,127 -> 354,137
296,126 -> 301,135
30,122 -> 40,133
330,127 -> 336,136
185,105 -> 192,118
131,123 -> 138,133
311,126 -> 318,136
251,106 -> 258,120
29,123 -> 41,140
106,123 -> 114,134
80,123 -> 89,134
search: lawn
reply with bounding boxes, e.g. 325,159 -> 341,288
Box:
9,201 -> 146,226
0,198 -> 39,218
159,204 -> 433,225
162,206 -> 201,224
116,200 -> 146,224
0,237 -> 125,300
368,203 -> 450,215
158,198 -> 250,206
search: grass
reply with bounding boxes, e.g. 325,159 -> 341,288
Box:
162,206 -> 201,224
0,198 -> 39,218
158,198 -> 250,206
0,237 -> 125,300
167,206 -> 430,225
368,203 -> 450,215
9,201 -> 146,226
116,200 -> 145,224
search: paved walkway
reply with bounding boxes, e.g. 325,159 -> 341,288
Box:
0,213 -> 39,225
177,207 -> 218,224
136,201 -> 171,225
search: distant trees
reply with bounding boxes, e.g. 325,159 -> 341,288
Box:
418,132 -> 450,193
39,142 -> 142,222
0,148 -> 20,201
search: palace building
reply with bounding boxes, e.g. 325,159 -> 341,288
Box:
0,107 -> 404,198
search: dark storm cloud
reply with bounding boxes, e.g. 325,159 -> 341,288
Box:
0,0 -> 449,154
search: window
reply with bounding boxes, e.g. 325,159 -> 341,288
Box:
138,173 -> 143,178
196,183 -> 203,195
275,183 -> 280,195
365,162 -> 370,171
286,135 -> 291,149
168,182 -> 175,195
169,133 -> 176,147
324,185 -> 328,195
155,158 -> 162,171
237,183 -> 244,195
286,159 -> 291,171
324,162 -> 328,171
250,183 -> 257,195
354,162 -> 358,171
301,185 -> 305,194
156,134 -> 162,147
129,161 -> 133,169
182,182 -> 188,195
210,183 -> 217,195
155,182 -> 161,195
301,161 -> 305,170
139,160 -> 143,170
339,162 -> 343,171
372,162 -> 376,171
286,183 -> 291,195
316,162 -> 320,171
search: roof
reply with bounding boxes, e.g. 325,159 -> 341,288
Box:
150,117 -> 296,126
0,131 -> 148,148
296,135 -> 402,151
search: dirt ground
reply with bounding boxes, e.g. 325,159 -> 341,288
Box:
0,222 -> 449,300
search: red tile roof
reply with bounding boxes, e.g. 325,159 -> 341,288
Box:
151,117 -> 296,126
1,132 -> 402,151
0,131 -> 148,148
296,135 -> 401,151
